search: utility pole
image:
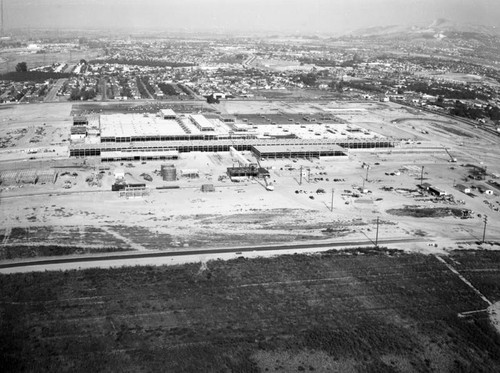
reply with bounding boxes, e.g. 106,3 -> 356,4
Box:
420,166 -> 424,186
330,188 -> 334,212
482,215 -> 488,243
375,217 -> 380,247
365,165 -> 370,183
299,166 -> 302,185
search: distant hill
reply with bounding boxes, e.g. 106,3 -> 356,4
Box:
348,19 -> 500,40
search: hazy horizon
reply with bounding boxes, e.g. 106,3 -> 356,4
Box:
2,0 -> 499,35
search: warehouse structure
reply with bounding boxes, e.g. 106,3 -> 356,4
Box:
227,165 -> 270,179
160,109 -> 177,120
69,110 -> 400,161
0,169 -> 57,185
73,116 -> 88,126
190,114 -> 215,132
70,138 -> 397,158
101,149 -> 179,162
100,113 -> 194,142
252,144 -> 348,159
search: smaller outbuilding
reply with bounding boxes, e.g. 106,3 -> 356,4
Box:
456,184 -> 471,194
114,169 -> 125,180
160,109 -> 177,120
201,184 -> 215,192
73,116 -> 88,126
418,182 -> 432,191
428,186 -> 447,196
227,166 -> 270,179
180,169 -> 200,179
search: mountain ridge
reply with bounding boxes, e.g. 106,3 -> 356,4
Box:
348,19 -> 500,39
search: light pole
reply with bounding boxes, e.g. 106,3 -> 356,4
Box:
482,215 -> 488,243
331,188 -> 334,212
375,217 -> 380,247
420,166 -> 424,186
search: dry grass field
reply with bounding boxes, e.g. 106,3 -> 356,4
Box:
2,249 -> 500,372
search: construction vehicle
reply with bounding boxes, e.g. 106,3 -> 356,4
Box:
264,178 -> 274,191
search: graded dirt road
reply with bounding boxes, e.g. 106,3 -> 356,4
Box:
0,237 -> 428,273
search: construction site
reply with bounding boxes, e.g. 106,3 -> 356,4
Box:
0,99 -> 499,257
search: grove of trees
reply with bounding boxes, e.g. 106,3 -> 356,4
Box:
15,62 -> 28,73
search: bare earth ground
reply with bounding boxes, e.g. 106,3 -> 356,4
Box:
0,101 -> 499,260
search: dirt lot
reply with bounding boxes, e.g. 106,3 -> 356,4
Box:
2,249 -> 500,372
0,103 -> 72,164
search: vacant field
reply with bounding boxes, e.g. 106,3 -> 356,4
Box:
0,50 -> 103,74
0,226 -> 134,260
0,245 -> 127,260
1,249 -> 500,372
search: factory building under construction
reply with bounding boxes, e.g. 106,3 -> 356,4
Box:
69,109 -> 400,162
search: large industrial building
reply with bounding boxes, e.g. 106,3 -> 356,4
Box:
69,109 -> 400,162
252,144 -> 348,159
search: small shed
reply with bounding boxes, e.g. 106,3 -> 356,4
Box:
201,184 -> 215,192
180,169 -> 199,178
428,186 -> 447,196
419,182 -> 432,191
456,184 -> 471,194
114,169 -> 125,180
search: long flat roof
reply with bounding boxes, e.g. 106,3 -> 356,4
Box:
71,138 -> 398,151
101,150 -> 179,158
253,144 -> 347,154
190,114 -> 215,130
160,109 -> 176,117
100,114 -> 187,138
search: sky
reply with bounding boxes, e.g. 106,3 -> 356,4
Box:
2,0 -> 499,34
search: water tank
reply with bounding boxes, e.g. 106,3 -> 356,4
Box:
161,164 -> 176,181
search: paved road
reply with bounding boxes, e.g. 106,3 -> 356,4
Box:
44,78 -> 67,102
137,77 -> 153,100
100,78 -> 107,101
0,237 -> 427,273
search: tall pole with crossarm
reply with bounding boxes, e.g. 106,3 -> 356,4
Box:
331,188 -> 334,212
482,215 -> 488,243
